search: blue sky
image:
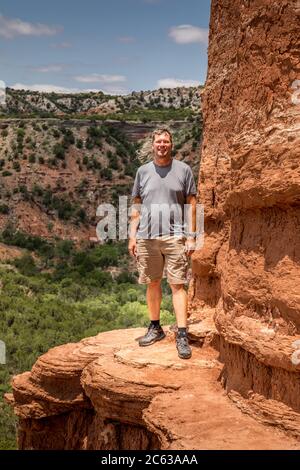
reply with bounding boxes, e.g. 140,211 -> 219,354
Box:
0,0 -> 211,95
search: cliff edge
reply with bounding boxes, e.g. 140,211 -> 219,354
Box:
4,327 -> 300,449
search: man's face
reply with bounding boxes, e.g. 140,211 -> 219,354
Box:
152,132 -> 172,160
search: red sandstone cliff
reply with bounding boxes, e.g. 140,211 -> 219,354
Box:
5,0 -> 300,449
4,328 -> 300,450
189,0 -> 300,434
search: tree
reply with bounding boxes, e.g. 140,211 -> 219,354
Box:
53,144 -> 65,160
100,168 -> 112,180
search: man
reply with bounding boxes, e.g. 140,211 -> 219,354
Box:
128,128 -> 197,359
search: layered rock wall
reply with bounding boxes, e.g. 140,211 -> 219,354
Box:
190,0 -> 300,433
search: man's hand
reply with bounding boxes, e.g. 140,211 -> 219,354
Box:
185,237 -> 196,257
128,238 -> 137,258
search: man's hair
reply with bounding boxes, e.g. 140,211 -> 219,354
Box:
152,128 -> 173,144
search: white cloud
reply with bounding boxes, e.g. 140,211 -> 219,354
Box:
11,82 -> 128,96
0,13 -> 62,39
74,74 -> 127,84
157,78 -> 201,89
31,64 -> 67,73
11,83 -> 86,94
169,25 -> 208,45
101,86 -> 129,95
118,36 -> 135,44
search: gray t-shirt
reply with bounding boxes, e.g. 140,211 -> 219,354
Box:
131,159 -> 197,239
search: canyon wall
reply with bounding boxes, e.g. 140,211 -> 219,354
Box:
190,0 -> 300,433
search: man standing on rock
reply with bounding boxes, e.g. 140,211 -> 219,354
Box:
128,128 -> 197,359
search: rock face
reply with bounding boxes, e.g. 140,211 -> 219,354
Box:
190,0 -> 300,435
5,328 -> 300,450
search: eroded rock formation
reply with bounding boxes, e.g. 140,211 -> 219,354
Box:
5,328 -> 300,450
190,0 -> 300,434
5,0 -> 300,449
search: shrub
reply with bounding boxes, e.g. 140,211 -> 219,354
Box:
85,138 -> 94,150
76,139 -> 83,149
53,144 -> 65,160
17,129 -> 25,142
76,208 -> 87,223
52,129 -> 60,139
12,162 -> 21,172
13,254 -> 38,276
0,204 -> 9,214
124,162 -> 138,177
62,129 -> 75,148
100,168 -> 112,180
55,240 -> 74,259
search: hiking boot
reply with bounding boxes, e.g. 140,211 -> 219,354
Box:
139,324 -> 166,347
176,333 -> 192,359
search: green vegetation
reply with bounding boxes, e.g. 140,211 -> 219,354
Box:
0,109 -> 199,122
0,204 -> 9,214
12,162 -> 20,172
53,143 -> 65,160
0,227 -> 176,449
16,184 -> 88,224
76,108 -> 197,122
76,138 -> 83,149
100,167 -> 112,180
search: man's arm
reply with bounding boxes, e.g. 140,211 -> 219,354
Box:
185,194 -> 197,256
128,196 -> 141,257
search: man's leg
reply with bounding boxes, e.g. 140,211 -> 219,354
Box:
160,237 -> 192,359
139,278 -> 166,346
169,283 -> 188,327
169,285 -> 191,359
146,279 -> 162,320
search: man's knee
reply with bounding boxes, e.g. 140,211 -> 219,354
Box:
147,278 -> 162,288
169,283 -> 186,293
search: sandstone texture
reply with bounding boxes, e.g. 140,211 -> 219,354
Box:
189,0 -> 300,435
5,328 -> 300,450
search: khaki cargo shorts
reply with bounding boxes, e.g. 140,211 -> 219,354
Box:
136,235 -> 189,285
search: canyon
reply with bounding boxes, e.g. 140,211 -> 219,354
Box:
4,0 -> 300,449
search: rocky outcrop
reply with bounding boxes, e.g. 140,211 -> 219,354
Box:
4,87 -> 202,116
5,327 -> 300,450
190,0 -> 300,435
